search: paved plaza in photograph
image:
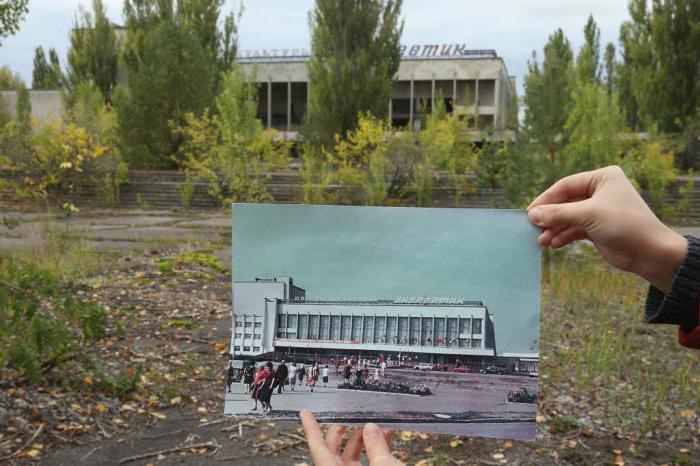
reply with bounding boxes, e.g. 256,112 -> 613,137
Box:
225,368 -> 537,439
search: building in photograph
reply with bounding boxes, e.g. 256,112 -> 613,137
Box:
237,44 -> 517,141
229,276 -> 539,370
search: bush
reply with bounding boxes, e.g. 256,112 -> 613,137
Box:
2,82 -> 127,210
0,258 -> 107,383
337,380 -> 432,396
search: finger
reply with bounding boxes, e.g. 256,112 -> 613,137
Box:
382,428 -> 392,447
528,199 -> 593,229
363,423 -> 395,464
527,170 -> 600,210
341,427 -> 364,463
538,225 -> 568,247
325,424 -> 346,455
300,411 -> 335,465
550,225 -> 588,249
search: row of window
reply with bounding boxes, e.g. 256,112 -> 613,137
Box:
276,314 -> 483,345
234,321 -> 262,328
234,333 -> 262,340
233,346 -> 261,353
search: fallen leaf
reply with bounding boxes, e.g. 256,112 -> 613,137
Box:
170,396 -> 182,405
423,446 -> 433,453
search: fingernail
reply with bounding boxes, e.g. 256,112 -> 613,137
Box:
529,207 -> 542,225
364,423 -> 382,436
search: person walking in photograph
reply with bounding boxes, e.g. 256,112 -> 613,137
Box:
297,363 -> 306,387
250,364 -> 266,411
287,361 -> 297,391
243,364 -> 254,395
343,363 -> 351,382
274,360 -> 288,394
259,362 -> 276,414
322,364 -> 329,387
226,361 -> 235,394
308,363 -> 319,392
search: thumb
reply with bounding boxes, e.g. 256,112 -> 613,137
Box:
528,200 -> 592,229
363,423 -> 396,465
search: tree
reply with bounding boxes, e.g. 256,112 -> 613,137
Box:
306,0 -> 404,144
116,18 -> 214,168
522,28 -> 574,165
0,65 -> 24,89
603,42 -> 616,98
32,47 -> 65,89
68,0 -> 118,100
576,15 -> 601,84
618,0 -> 700,132
122,0 -> 238,94
0,0 -> 28,45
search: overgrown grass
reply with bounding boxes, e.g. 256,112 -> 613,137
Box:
156,249 -> 227,276
542,246 -> 700,435
12,221 -> 108,283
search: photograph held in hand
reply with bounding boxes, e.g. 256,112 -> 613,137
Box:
225,203 -> 541,440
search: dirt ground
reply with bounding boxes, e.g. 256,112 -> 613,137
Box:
1,211 -> 699,465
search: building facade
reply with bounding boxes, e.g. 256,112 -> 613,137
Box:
231,277 -> 500,365
237,46 -> 516,141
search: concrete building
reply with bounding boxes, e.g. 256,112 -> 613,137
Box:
0,89 -> 63,123
231,276 -> 506,366
237,46 -> 517,141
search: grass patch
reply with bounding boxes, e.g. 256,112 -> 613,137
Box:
156,249 -> 227,276
163,318 -> 197,330
542,246 -> 700,436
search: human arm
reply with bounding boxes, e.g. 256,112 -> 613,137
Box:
528,166 -> 700,346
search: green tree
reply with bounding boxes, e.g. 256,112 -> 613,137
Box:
0,65 -> 24,89
116,18 -> 214,168
603,42 -> 616,98
122,0 -> 238,94
618,0 -> 700,132
68,0 -> 118,100
0,0 -> 28,45
575,15 -> 601,83
32,47 -> 65,89
306,0 -> 404,144
522,28 -> 573,167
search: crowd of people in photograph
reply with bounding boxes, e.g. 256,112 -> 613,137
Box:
226,354 -> 398,414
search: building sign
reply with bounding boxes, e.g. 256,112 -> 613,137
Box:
237,43 -> 470,59
238,48 -> 310,59
399,43 -> 468,58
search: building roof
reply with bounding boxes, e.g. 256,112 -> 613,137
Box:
280,298 -> 485,307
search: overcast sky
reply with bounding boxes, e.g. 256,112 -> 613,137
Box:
0,0 -> 629,95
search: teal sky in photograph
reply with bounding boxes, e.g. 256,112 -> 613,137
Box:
233,204 -> 541,355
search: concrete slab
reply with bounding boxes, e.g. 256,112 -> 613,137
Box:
174,217 -> 231,229
89,226 -> 224,242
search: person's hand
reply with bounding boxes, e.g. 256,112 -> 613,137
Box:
527,165 -> 687,293
300,410 -> 404,465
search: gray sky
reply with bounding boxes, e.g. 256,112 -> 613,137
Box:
233,204 -> 541,356
0,0 -> 629,95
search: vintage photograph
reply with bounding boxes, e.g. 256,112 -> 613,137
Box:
225,204 -> 540,440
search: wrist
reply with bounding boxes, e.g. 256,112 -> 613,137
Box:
638,228 -> 687,294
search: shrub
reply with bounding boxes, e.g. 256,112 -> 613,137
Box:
337,380 -> 432,396
0,258 -> 107,383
